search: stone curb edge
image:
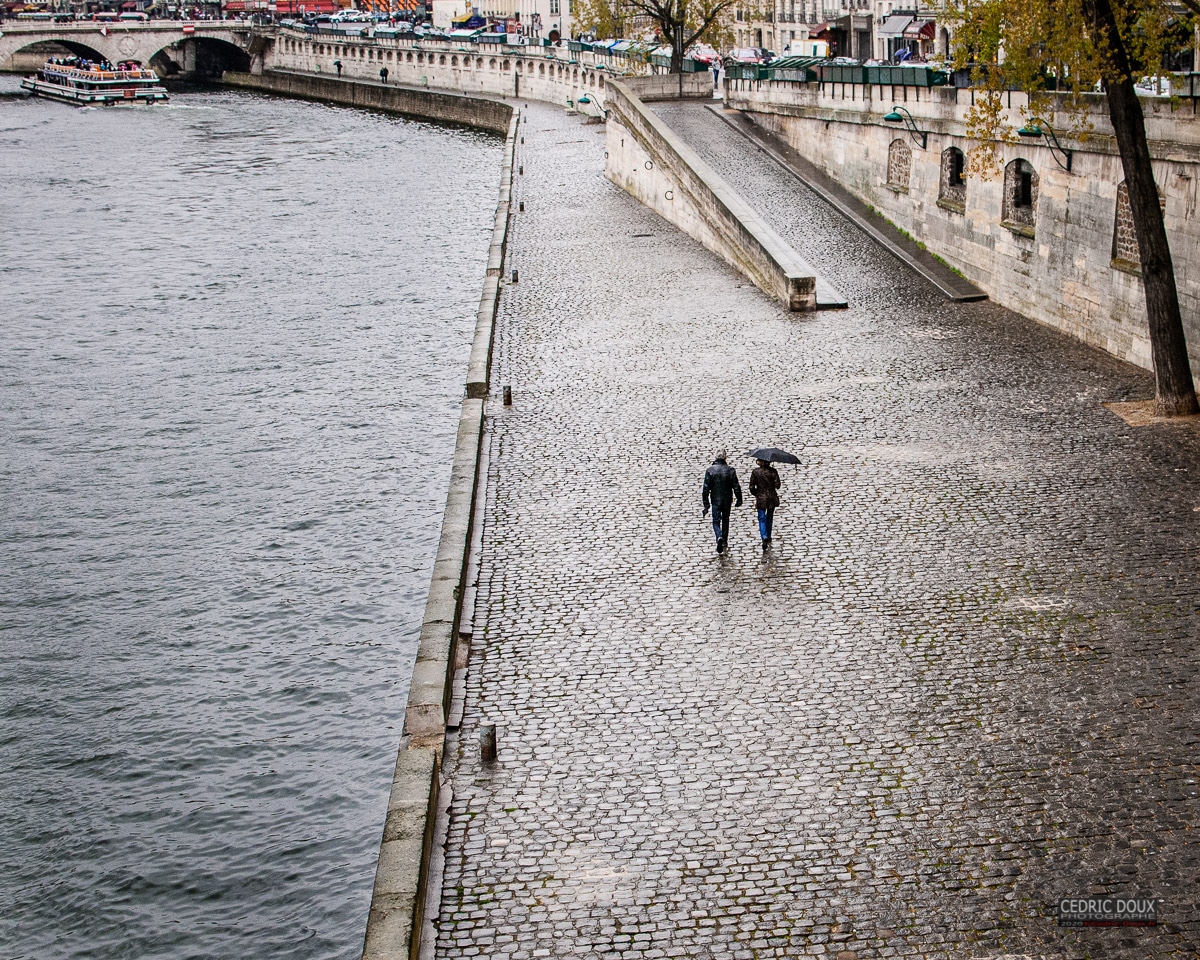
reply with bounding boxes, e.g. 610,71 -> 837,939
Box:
361,108 -> 518,960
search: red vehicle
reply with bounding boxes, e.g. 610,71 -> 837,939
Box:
723,46 -> 774,66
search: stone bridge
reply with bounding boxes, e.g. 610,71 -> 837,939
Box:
0,21 -> 272,76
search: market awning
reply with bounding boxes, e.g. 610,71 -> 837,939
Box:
877,14 -> 914,37
808,22 -> 830,36
903,19 -> 935,39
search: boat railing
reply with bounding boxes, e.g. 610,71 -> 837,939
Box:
44,66 -> 159,82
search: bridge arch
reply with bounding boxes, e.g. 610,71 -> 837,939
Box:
1,25 -> 254,78
6,36 -> 108,65
148,36 -> 250,77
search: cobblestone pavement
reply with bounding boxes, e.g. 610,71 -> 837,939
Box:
434,100 -> 1200,960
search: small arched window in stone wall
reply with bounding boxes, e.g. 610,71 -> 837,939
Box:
938,146 -> 966,210
439,54 -> 446,65
490,58 -> 497,69
589,72 -> 595,86
573,67 -> 579,81
1002,158 -> 1038,233
886,139 -> 911,191
502,60 -> 510,71
1112,180 -> 1166,270
386,51 -> 393,61
476,58 -> 483,68
451,56 -> 458,66
598,76 -> 604,89
539,63 -> 545,75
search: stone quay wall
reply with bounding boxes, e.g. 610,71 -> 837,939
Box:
726,79 -> 1200,375
605,76 -> 818,311
262,27 -> 635,110
222,70 -> 519,960
223,68 -> 513,133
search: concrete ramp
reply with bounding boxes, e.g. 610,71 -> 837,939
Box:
652,100 -> 987,305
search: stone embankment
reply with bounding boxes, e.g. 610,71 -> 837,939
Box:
223,69 -> 513,133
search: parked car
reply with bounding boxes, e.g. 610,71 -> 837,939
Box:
688,42 -> 719,64
723,47 -> 774,66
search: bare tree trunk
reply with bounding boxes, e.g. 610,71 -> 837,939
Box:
1091,0 -> 1198,416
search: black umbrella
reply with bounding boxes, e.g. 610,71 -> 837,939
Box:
746,447 -> 801,465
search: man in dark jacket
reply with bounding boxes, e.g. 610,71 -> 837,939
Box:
701,450 -> 742,554
749,458 -> 781,552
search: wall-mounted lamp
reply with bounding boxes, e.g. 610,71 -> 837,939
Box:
883,105 -> 927,149
1017,121 -> 1073,172
577,93 -> 607,120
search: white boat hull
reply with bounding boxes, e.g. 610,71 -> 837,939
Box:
20,74 -> 168,105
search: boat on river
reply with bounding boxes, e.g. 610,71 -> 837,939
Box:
20,59 -> 169,106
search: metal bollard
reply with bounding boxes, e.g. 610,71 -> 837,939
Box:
503,385 -> 513,406
519,165 -> 524,175
480,724 -> 497,762
519,201 -> 525,212
511,269 -> 519,283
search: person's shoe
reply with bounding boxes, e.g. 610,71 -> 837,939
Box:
716,537 -> 726,554
762,538 -> 769,553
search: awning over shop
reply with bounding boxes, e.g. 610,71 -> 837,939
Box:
903,19 -> 935,39
808,22 -> 829,35
877,14 -> 913,37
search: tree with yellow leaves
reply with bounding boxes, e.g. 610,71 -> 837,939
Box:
948,0 -> 1198,416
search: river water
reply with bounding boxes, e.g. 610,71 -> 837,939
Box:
0,78 -> 501,959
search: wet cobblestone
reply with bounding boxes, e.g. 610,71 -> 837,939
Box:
434,101 -> 1200,959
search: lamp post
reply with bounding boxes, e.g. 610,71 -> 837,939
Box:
1017,120 -> 1073,172
882,104 -> 927,149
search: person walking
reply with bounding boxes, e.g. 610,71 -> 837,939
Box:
749,458 -> 781,552
334,58 -> 343,77
379,66 -> 389,83
702,450 -> 742,554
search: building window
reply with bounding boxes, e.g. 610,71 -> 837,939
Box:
938,146 -> 966,211
549,0 -> 559,13
1112,180 -> 1165,272
887,138 -> 911,192
1002,158 -> 1038,235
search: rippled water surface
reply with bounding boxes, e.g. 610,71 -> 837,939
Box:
0,78 -> 501,959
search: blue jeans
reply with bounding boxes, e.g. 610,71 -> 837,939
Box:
710,501 -> 732,544
757,507 -> 774,540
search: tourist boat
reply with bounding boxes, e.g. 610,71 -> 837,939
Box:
20,59 -> 169,106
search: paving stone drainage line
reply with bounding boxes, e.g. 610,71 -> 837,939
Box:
361,110 -> 518,960
603,78 -> 831,312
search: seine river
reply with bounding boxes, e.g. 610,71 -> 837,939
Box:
0,78 -> 501,959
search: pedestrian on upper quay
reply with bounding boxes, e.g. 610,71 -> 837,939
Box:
749,458 -> 781,552
379,66 -> 389,84
701,450 -> 742,554
334,58 -> 342,76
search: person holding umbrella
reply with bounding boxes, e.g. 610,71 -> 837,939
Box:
746,447 -> 801,552
702,449 -> 742,554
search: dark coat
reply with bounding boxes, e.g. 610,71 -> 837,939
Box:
702,459 -> 742,510
749,464 -> 781,511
